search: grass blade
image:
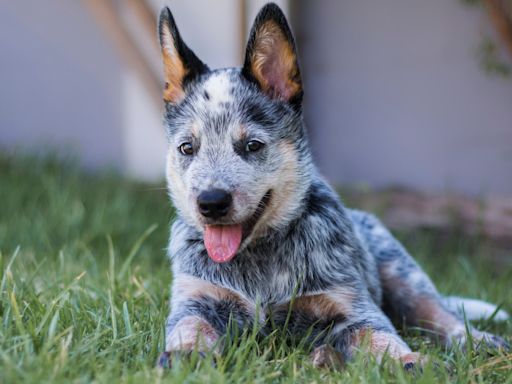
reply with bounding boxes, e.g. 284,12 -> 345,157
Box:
118,223 -> 158,280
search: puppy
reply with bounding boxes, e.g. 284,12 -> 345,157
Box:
157,3 -> 509,369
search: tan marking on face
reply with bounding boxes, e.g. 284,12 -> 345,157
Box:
233,124 -> 248,142
166,150 -> 191,218
190,121 -> 200,138
165,122 -> 199,211
255,140 -> 300,234
165,315 -> 219,353
251,20 -> 301,101
161,24 -> 187,103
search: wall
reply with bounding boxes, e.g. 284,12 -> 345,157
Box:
0,0 -> 124,169
0,0 -> 250,180
2,1 -> 511,196
295,0 -> 512,196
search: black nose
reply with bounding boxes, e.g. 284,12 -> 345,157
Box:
197,189 -> 232,219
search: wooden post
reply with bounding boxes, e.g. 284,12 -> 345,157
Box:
84,0 -> 162,107
484,0 -> 512,58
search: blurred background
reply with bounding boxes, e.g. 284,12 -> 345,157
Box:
1,0 -> 512,240
2,3 -> 512,380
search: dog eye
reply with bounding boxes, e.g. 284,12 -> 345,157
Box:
179,142 -> 194,155
245,140 -> 264,152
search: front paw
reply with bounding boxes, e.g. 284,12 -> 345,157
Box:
472,331 -> 510,352
400,352 -> 429,372
157,350 -> 208,369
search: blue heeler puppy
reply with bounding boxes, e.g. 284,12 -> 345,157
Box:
157,3 -> 509,370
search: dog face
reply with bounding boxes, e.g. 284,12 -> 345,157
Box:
159,4 -> 312,262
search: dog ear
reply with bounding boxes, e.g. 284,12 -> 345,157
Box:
242,3 -> 302,107
158,7 -> 208,104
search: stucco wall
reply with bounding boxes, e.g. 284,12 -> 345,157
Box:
0,0 -> 124,169
1,1 -> 511,196
296,0 -> 512,196
0,0 -> 247,179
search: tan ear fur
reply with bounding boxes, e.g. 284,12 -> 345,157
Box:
249,19 -> 301,102
160,22 -> 187,104
158,7 -> 207,104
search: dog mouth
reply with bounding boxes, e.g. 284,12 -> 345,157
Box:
203,190 -> 272,263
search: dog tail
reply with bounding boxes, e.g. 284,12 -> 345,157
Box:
442,296 -> 510,322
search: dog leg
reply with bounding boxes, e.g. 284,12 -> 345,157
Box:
158,315 -> 220,368
273,291 -> 420,370
165,315 -> 219,354
159,273 -> 257,367
332,303 -> 425,369
351,210 -> 509,351
312,330 -> 422,370
347,328 -> 424,369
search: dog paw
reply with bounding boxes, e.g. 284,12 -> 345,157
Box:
309,345 -> 345,370
156,350 -> 208,369
452,330 -> 510,354
472,331 -> 510,352
400,352 -> 428,372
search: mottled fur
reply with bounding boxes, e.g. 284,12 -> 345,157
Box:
157,3 -> 509,369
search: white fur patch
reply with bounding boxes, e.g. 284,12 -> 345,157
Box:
202,73 -> 233,111
443,296 -> 510,322
370,224 -> 388,238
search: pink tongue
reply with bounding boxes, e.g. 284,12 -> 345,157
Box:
204,224 -> 243,263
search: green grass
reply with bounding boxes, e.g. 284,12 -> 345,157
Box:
0,152 -> 511,383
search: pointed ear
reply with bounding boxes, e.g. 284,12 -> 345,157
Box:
242,3 -> 302,107
158,7 -> 208,104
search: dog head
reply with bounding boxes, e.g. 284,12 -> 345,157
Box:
159,3 -> 312,262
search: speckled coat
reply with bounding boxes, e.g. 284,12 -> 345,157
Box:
157,3 -> 509,369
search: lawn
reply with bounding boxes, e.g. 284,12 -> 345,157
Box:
0,152 -> 511,383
